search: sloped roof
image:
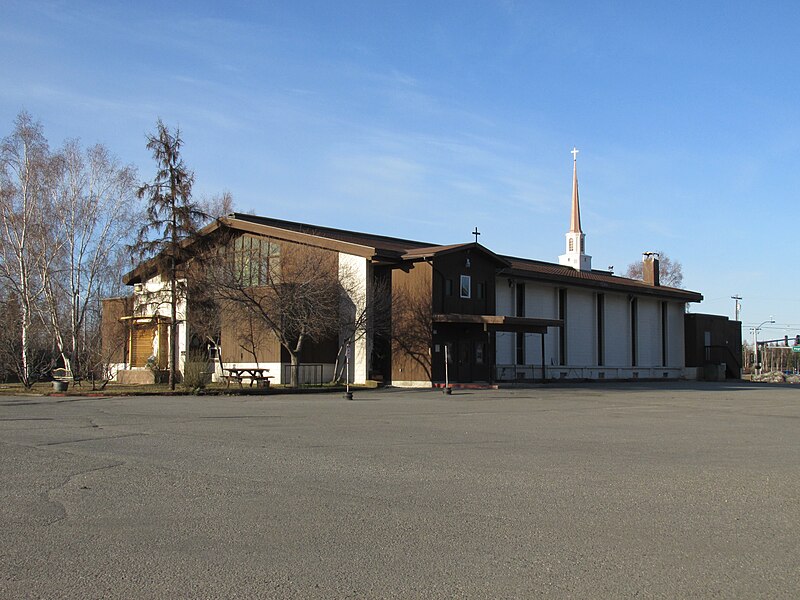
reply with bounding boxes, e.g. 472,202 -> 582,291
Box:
122,212 -> 703,302
402,242 -> 511,266
229,213 -> 433,257
501,256 -> 702,302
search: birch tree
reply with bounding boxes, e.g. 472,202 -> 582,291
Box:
41,140 -> 137,380
0,112 -> 55,387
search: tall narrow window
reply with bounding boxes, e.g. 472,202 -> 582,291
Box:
631,297 -> 638,367
516,283 -> 526,365
558,288 -> 567,365
233,235 -> 280,287
569,238 -> 574,251
661,302 -> 668,366
460,275 -> 471,298
597,293 -> 605,366
445,279 -> 453,296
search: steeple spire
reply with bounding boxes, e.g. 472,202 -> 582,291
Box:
570,147 -> 582,233
559,147 -> 592,271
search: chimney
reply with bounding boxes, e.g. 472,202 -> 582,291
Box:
643,252 -> 660,286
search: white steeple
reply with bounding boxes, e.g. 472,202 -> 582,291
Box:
559,147 -> 592,271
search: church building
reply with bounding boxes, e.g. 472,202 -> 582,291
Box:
102,150 -> 703,386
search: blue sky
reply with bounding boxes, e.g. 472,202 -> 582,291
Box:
2,1 -> 799,341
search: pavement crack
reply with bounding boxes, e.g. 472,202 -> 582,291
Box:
42,461 -> 125,527
37,432 -> 146,447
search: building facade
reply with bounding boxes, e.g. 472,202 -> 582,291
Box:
102,152 -> 703,385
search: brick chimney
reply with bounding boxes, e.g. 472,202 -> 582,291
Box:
643,252 -> 660,286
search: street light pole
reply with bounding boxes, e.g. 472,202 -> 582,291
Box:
753,317 -> 775,376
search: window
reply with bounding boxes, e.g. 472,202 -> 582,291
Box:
569,238 -> 574,252
232,234 -> 280,287
476,282 -> 485,300
445,279 -> 453,296
631,298 -> 638,367
516,333 -> 525,365
661,302 -> 668,366
558,288 -> 567,365
597,293 -> 605,366
460,275 -> 471,298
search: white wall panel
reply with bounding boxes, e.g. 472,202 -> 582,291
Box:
604,293 -> 629,366
566,289 -> 595,365
637,298 -> 660,367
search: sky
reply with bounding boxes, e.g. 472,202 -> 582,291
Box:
2,1 -> 799,342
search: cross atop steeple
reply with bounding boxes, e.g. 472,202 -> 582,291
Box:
571,146 -> 579,162
472,227 -> 480,244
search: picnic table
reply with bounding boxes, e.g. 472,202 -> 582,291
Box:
222,367 -> 272,389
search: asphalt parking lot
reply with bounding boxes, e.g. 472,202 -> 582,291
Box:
1,382 -> 798,598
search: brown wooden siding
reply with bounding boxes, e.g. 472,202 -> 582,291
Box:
101,297 -> 133,364
130,325 -> 155,367
220,305 -> 282,364
391,261 -> 433,383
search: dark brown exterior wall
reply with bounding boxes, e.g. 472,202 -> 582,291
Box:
429,250 -> 498,383
101,296 -> 133,364
391,261 -> 433,383
685,313 -> 742,378
431,250 -> 497,316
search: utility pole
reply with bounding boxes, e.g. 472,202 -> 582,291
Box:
731,295 -> 742,321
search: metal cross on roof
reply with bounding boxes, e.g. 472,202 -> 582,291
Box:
571,146 -> 579,161
472,227 -> 480,244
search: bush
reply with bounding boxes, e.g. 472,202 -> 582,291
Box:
182,353 -> 211,392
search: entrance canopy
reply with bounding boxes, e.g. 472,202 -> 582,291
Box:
433,313 -> 563,334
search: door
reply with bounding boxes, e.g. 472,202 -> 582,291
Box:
457,338 -> 473,383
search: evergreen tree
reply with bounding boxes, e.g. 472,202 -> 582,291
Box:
134,120 -> 204,390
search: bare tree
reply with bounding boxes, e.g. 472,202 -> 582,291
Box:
40,140 -> 137,381
197,190 -> 235,223
134,120 -> 205,390
391,283 -> 433,382
206,237 -> 340,387
626,251 -> 684,288
0,112 -> 57,387
331,269 -> 392,383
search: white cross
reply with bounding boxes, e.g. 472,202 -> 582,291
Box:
571,147 -> 579,161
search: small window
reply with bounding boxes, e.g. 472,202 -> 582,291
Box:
569,238 -> 574,251
476,282 -> 485,299
460,275 -> 471,298
445,279 -> 453,296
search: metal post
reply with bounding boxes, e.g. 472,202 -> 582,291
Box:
444,344 -> 451,394
344,343 -> 353,400
753,327 -> 758,376
731,295 -> 741,322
